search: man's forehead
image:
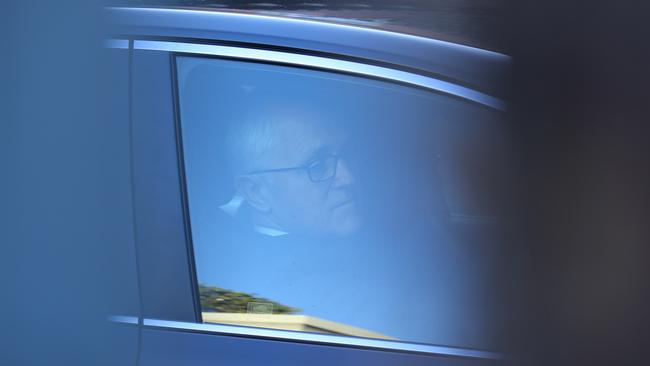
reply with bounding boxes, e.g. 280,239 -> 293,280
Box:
269,119 -> 345,162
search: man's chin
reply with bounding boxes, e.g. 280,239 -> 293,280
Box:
329,212 -> 362,237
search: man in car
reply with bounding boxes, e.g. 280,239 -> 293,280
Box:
220,105 -> 361,238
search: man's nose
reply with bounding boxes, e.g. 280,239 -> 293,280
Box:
332,158 -> 354,187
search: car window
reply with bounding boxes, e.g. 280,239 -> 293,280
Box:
175,55 -> 507,348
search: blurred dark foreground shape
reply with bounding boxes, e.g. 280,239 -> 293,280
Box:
502,1 -> 650,365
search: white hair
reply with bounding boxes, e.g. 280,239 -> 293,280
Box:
224,113 -> 277,177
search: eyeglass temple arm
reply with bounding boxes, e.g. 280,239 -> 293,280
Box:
246,166 -> 307,175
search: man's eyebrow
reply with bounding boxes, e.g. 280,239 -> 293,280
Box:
303,145 -> 333,164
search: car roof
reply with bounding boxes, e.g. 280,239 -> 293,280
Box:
106,7 -> 509,97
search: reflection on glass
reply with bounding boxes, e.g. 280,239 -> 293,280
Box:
177,56 -> 506,348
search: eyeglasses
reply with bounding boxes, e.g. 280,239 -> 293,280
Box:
246,154 -> 339,182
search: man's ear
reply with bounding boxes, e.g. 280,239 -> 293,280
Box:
235,175 -> 272,213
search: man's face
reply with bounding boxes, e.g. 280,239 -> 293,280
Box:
257,119 -> 361,237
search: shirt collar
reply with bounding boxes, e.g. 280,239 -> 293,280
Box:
253,225 -> 289,237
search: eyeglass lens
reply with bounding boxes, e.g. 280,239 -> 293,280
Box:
308,155 -> 338,182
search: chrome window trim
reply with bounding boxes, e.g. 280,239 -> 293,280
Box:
115,7 -> 507,58
132,39 -> 506,111
108,315 -> 139,325
104,39 -> 130,49
129,318 -> 505,360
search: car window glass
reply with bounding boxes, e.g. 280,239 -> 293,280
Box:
176,55 -> 507,348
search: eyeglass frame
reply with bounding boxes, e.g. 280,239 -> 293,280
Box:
243,154 -> 340,182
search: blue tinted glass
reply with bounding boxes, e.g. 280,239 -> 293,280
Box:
176,56 -> 506,348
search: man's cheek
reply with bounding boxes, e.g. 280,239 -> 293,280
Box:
335,204 -> 361,232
